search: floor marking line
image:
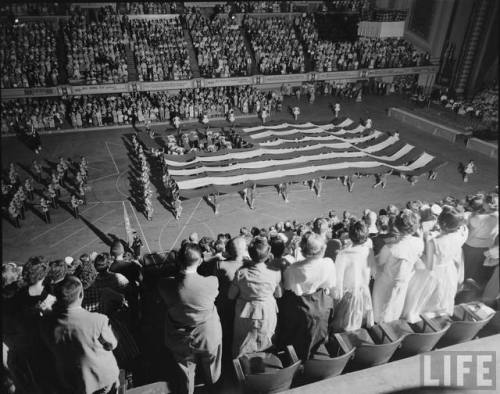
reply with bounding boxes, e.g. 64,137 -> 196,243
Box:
89,173 -> 118,183
129,200 -> 151,254
49,209 -> 117,247
105,141 -> 120,174
169,198 -> 202,250
158,217 -> 173,253
29,203 -> 100,241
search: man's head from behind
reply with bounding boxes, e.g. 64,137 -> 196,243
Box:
55,275 -> 83,308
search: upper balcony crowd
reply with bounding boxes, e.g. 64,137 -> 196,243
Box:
0,2 -> 430,89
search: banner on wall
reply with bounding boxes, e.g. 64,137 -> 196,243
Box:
1,66 -> 439,99
315,70 -> 360,81
139,80 -> 194,91
202,76 -> 254,88
68,83 -> 130,95
262,74 -> 309,84
127,14 -> 180,20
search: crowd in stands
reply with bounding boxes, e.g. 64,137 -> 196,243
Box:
0,86 -> 286,134
124,2 -> 177,15
435,85 -> 499,130
323,0 -> 370,13
1,98 -> 66,134
0,21 -> 60,88
187,12 -> 252,78
62,7 -> 129,85
297,14 -> 431,72
0,2 -> 68,16
243,15 -> 305,75
2,186 -> 498,393
220,1 -> 293,14
129,17 -> 192,82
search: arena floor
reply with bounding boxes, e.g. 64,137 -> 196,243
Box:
2,95 -> 498,263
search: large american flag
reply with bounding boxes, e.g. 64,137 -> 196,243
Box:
165,118 -> 446,199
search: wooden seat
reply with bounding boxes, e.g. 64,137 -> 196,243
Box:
435,303 -> 496,348
300,337 -> 355,384
338,326 -> 404,371
380,318 -> 450,358
125,382 -> 171,394
233,346 -> 302,394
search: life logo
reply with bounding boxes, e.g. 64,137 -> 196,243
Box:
420,351 -> 496,390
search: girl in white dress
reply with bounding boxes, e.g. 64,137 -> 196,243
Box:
372,210 -> 424,323
332,221 -> 375,331
402,207 -> 468,322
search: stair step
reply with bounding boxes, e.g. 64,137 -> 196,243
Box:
125,46 -> 138,82
239,26 -> 258,75
183,29 -> 201,79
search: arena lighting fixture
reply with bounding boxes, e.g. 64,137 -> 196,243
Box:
14,18 -> 19,23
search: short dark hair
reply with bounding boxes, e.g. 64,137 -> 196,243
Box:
94,253 -> 110,272
74,259 -> 98,290
248,237 -> 270,263
47,259 -> 68,284
270,237 -> 286,259
23,256 -> 49,285
313,218 -> 328,235
179,243 -> 202,269
376,215 -> 390,232
349,221 -> 369,245
56,276 -> 83,306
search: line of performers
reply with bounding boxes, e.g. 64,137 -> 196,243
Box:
3,157 -> 88,227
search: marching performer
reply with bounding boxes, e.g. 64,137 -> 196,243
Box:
462,160 -> 476,183
40,197 -> 50,224
71,194 -> 82,219
334,102 -> 341,118
292,105 -> 300,121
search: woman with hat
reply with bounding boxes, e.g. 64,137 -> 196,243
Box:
402,207 -> 468,321
278,232 -> 336,361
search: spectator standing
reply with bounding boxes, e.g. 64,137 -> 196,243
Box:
279,233 -> 336,361
372,210 -> 424,323
40,276 -> 120,394
228,237 -> 281,357
158,243 -> 222,394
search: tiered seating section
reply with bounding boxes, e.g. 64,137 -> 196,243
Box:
129,16 -> 192,82
62,6 -> 129,84
187,12 -> 252,78
0,21 -> 60,88
243,15 -> 306,75
0,3 -> 429,88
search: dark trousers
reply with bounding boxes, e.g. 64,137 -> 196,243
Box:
14,216 -> 20,228
43,211 -> 51,224
20,206 -> 25,220
51,198 -> 58,208
73,207 -> 79,219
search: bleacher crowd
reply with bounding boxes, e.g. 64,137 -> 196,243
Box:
124,2 -> 177,15
243,15 -> 306,75
187,12 -> 252,78
129,17 -> 192,82
297,14 -> 431,72
62,7 -> 129,85
1,85 -> 286,134
2,186 -> 498,393
0,21 -> 60,88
